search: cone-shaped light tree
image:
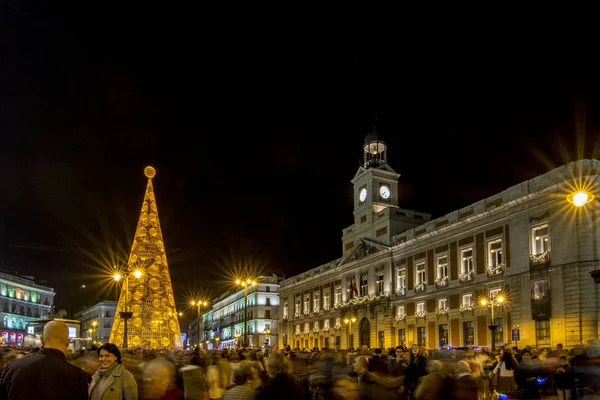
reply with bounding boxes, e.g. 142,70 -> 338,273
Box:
109,166 -> 182,349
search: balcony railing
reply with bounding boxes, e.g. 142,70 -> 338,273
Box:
435,308 -> 448,315
414,283 -> 427,293
395,288 -> 407,296
435,276 -> 449,288
415,311 -> 426,318
459,271 -> 474,282
487,263 -> 505,276
395,314 -> 406,321
333,291 -> 389,309
459,303 -> 474,312
529,251 -> 551,268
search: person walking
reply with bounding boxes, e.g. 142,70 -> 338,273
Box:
0,320 -> 89,400
89,343 -> 138,400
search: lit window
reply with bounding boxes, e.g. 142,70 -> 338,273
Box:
490,288 -> 502,300
488,239 -> 503,267
313,293 -> 320,312
314,321 -> 319,331
304,323 -> 309,333
283,303 -> 288,319
323,289 -> 330,310
324,319 -> 330,329
416,302 -> 425,313
377,274 -> 384,294
531,224 -> 550,255
462,293 -> 473,306
303,295 -> 310,313
397,268 -> 406,290
295,325 -> 300,334
438,298 -> 448,310
334,286 -> 342,305
335,317 -> 341,327
416,262 -> 426,285
437,256 -> 448,279
295,301 -> 300,315
461,248 -> 474,274
397,305 -> 405,318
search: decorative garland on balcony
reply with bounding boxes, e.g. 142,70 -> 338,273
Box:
414,283 -> 427,292
415,311 -> 426,318
333,291 -> 389,309
435,308 -> 448,315
395,288 -> 407,296
435,276 -> 449,287
487,263 -> 504,275
395,314 -> 406,321
459,304 -> 474,312
459,271 -> 473,282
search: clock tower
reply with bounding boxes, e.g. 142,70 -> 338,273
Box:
341,129 -> 430,255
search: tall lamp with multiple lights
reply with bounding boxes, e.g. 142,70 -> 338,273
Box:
235,278 -> 257,348
480,294 -> 504,351
113,269 -> 143,349
567,189 -> 600,283
190,299 -> 208,348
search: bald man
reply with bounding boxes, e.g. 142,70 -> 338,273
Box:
0,321 -> 88,400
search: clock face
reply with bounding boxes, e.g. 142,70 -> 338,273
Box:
359,188 -> 367,202
380,185 -> 391,200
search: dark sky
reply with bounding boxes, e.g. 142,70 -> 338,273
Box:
1,3 -> 600,318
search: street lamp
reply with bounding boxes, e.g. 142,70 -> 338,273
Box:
264,328 -> 271,347
234,332 -> 241,347
344,316 -> 356,350
113,268 -> 143,349
190,299 -> 208,348
480,295 -> 505,351
567,189 -> 600,283
235,278 -> 257,348
215,336 -> 220,349
92,320 -> 97,341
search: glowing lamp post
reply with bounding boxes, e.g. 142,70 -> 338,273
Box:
190,299 -> 208,348
234,332 -> 241,347
114,269 -> 142,349
480,295 -> 504,351
235,278 -> 257,348
567,189 -> 600,283
344,316 -> 356,350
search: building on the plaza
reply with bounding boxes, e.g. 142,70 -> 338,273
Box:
24,318 -> 82,351
109,166 -> 182,349
0,271 -> 55,347
74,300 -> 117,346
201,274 -> 282,350
278,130 -> 600,351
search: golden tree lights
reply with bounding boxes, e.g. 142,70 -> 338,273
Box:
109,166 -> 182,349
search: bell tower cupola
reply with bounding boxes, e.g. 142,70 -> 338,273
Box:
363,128 -> 387,169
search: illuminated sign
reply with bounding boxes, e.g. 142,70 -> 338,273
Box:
68,326 -> 77,339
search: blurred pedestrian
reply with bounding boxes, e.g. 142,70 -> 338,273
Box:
89,343 -> 138,400
0,320 -> 88,400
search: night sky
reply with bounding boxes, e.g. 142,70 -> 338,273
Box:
2,3 -> 600,319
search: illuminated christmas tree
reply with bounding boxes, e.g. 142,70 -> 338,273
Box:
109,166 -> 182,349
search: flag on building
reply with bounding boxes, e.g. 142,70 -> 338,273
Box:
349,277 -> 359,298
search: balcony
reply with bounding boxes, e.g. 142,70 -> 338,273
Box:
459,303 -> 474,312
414,283 -> 427,293
487,263 -> 505,276
435,308 -> 448,316
459,271 -> 474,283
529,251 -> 551,268
394,288 -> 406,297
395,314 -> 406,322
333,291 -> 389,309
435,276 -> 449,288
415,311 -> 426,319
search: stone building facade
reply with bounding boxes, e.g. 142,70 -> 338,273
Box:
278,132 -> 600,351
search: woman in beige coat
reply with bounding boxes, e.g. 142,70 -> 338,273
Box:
89,343 -> 138,400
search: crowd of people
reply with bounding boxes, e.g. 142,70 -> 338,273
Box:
0,321 -> 599,399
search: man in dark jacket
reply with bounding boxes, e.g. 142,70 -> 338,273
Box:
0,320 -> 89,400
